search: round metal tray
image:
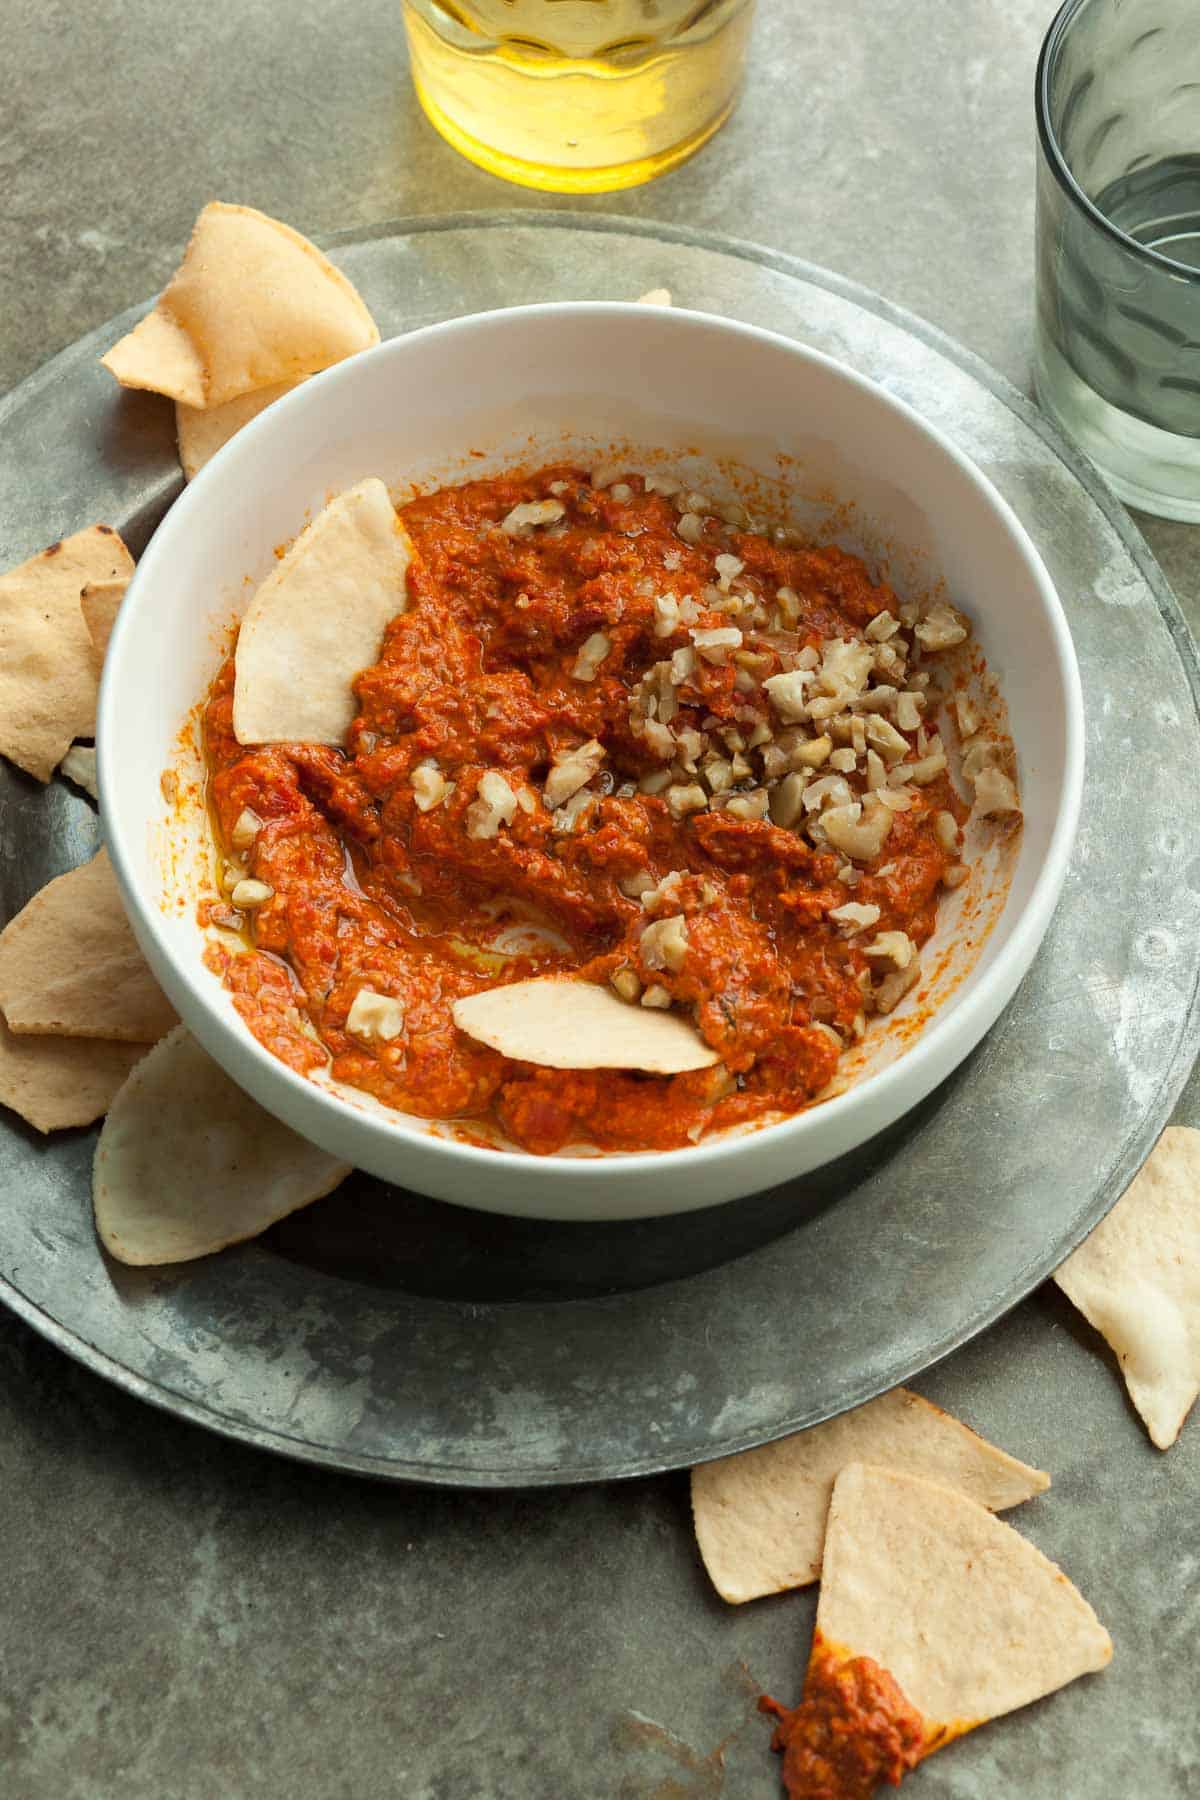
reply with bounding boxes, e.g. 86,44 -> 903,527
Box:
1,213 -> 1198,1487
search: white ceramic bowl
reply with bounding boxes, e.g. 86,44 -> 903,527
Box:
100,304 -> 1083,1222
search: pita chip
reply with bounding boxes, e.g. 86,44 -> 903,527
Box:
177,379 -> 300,480
691,1386 -> 1049,1601
0,525 -> 134,780
0,849 -> 176,1043
94,1026 -> 351,1265
101,202 -> 378,409
233,478 -> 411,746
80,575 -> 129,666
452,977 -> 720,1075
762,1465 -> 1111,1789
0,1015 -> 143,1134
58,744 -> 98,800
1055,1124 -> 1200,1449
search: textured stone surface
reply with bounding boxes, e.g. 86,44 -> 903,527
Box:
2,1 -> 1198,1796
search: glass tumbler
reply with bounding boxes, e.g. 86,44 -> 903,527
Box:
1035,0 -> 1200,521
402,0 -> 757,194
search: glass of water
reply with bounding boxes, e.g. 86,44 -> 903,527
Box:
402,0 -> 756,195
1035,0 -> 1200,521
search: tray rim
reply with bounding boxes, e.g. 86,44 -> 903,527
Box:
2,207 -> 1198,1488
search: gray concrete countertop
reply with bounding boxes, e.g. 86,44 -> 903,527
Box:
2,3 -> 1197,1795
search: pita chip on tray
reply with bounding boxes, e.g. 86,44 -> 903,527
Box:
0,525 -> 134,781
58,744 -> 98,800
691,1386 -> 1049,1601
761,1464 -> 1111,1793
452,976 -> 720,1075
176,379 -> 300,480
94,1026 -> 351,1265
1055,1124 -> 1200,1449
232,477 -> 411,747
101,202 -> 378,410
0,1014 -> 144,1135
79,575 -> 129,666
0,849 -> 176,1044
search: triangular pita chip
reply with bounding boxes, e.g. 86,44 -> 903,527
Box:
101,202 -> 378,409
177,379 -> 300,480
1055,1125 -> 1200,1449
0,1014 -> 144,1134
0,525 -> 134,780
762,1464 -> 1111,1791
94,1026 -> 351,1265
233,478 -> 410,746
58,744 -> 98,800
0,849 -> 176,1043
452,977 -> 720,1074
80,576 -> 129,666
691,1387 -> 1049,1601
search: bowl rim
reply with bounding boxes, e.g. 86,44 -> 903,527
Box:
100,300 -> 1085,1181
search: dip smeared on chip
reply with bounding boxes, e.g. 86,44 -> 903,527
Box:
202,464 -> 1020,1155
760,1463 -> 1110,1796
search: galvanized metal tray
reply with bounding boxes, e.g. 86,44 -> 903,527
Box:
1,213 -> 1198,1488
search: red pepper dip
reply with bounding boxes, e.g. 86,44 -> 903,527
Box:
760,1636 -> 927,1798
202,462 -> 977,1155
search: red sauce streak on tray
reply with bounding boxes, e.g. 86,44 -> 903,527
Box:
202,465 -> 962,1154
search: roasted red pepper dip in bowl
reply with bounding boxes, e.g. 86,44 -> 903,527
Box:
100,305 -> 1083,1222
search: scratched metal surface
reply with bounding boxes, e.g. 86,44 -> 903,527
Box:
1,214 -> 1198,1486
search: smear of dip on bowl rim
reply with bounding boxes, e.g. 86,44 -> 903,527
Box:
201,459 -> 1020,1157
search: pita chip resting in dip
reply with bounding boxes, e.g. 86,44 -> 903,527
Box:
760,1463 -> 1111,1797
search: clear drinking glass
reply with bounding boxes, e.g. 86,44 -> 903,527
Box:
1035,0 -> 1200,521
401,0 -> 757,195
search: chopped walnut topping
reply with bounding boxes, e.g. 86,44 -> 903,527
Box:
775,585 -> 801,626
875,955 -> 922,1014
691,626 -> 742,663
465,770 -> 518,839
654,594 -> 681,637
865,749 -> 887,791
972,765 -> 1021,817
702,756 -> 734,794
543,739 -> 606,809
501,499 -> 566,536
644,473 -> 682,497
943,863 -> 969,888
665,782 -> 708,819
803,774 -> 855,813
346,987 -> 406,1042
935,810 -> 959,851
411,759 -> 455,812
768,771 -> 808,828
230,877 -> 274,909
904,749 -> 948,785
677,512 -> 704,545
611,967 -> 642,1002
955,693 -> 980,736
865,611 -> 900,642
641,913 -> 690,973
553,789 -> 597,833
828,901 -> 882,931
822,795 -> 894,861
865,715 -> 909,763
764,668 -> 814,723
960,736 -> 996,782
894,690 -> 924,732
792,734 -> 833,769
863,931 -> 915,970
641,983 -> 672,1009
829,748 -> 857,773
915,603 -> 969,650
610,482 -> 633,503
572,631 -> 612,681
723,789 -> 769,821
231,808 -> 263,850
619,871 -> 656,899
714,553 -> 745,591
